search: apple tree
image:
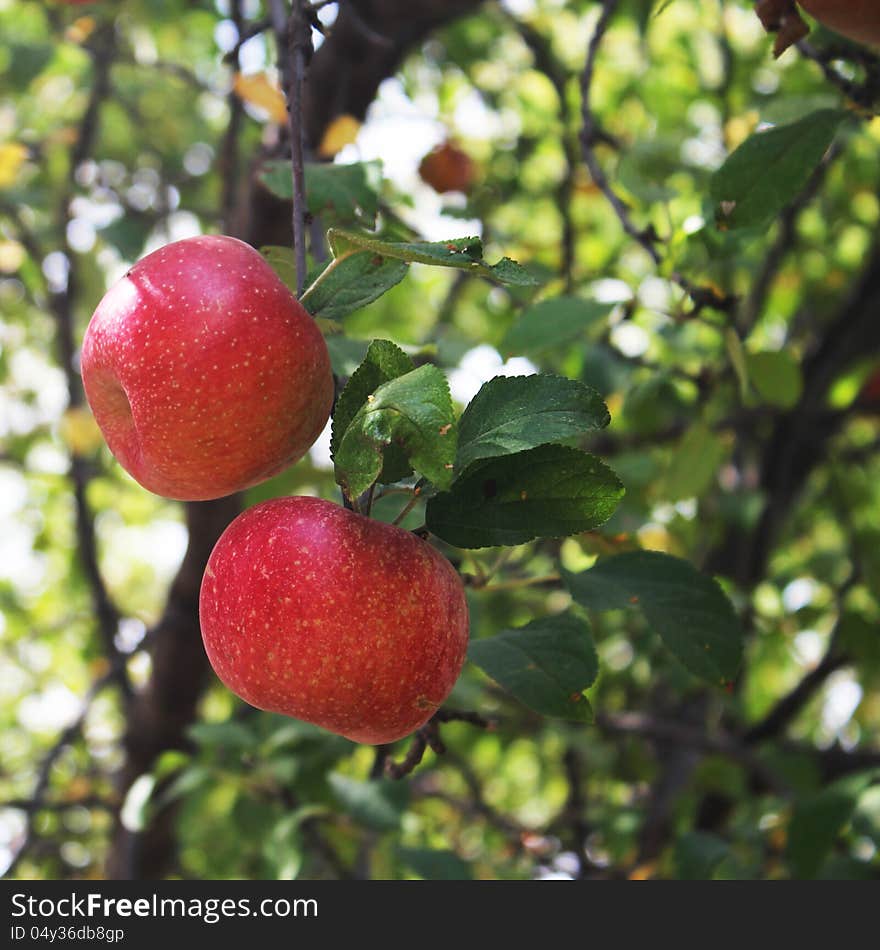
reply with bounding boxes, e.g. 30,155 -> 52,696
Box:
1,0 -> 880,880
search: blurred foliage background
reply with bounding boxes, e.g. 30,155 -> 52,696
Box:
1,0 -> 879,880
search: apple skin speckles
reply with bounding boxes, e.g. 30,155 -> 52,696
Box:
199,496 -> 470,745
80,235 -> 334,501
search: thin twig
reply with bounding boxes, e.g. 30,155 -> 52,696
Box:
738,142 -> 841,335
385,708 -> 496,779
596,711 -> 791,796
434,708 -> 496,730
385,721 -> 443,779
579,3 -> 737,317
392,481 -> 425,526
795,40 -> 880,110
271,0 -> 312,296
223,15 -> 273,65
511,16 -> 580,291
743,571 -> 859,745
220,0 -> 247,229
580,0 -> 660,265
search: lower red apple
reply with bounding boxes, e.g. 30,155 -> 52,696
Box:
80,235 -> 334,501
199,496 -> 470,744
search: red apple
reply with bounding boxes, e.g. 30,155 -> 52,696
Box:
798,0 -> 880,46
80,235 -> 334,501
418,141 -> 477,195
199,496 -> 470,744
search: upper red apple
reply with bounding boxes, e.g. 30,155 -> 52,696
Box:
80,235 -> 334,501
798,1 -> 880,46
199,496 -> 470,744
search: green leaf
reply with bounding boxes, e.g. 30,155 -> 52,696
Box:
331,339 -> 414,456
397,847 -> 473,881
99,215 -> 150,262
328,774 -> 409,831
426,444 -> 624,549
333,364 -> 457,498
324,336 -> 370,376
617,137 -> 680,203
187,720 -> 257,750
300,250 -> 409,321
745,350 -> 803,409
563,551 -> 743,684
468,613 -> 598,721
675,832 -> 729,880
500,297 -> 611,357
327,228 -> 538,287
305,161 -> 381,225
7,42 -> 53,88
157,766 -> 213,807
485,257 -> 543,287
261,245 -> 299,296
787,771 -> 878,879
120,775 -> 157,833
259,160 -> 381,226
263,809 -> 324,879
657,422 -> 727,501
710,110 -> 848,230
259,161 -> 294,200
456,374 -> 610,473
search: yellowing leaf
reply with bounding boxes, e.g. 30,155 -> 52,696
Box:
0,143 -> 29,189
60,406 -> 104,455
318,114 -> 361,158
66,16 -> 97,44
233,72 -> 288,125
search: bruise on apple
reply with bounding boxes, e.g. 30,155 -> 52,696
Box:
199,496 -> 470,745
80,235 -> 334,501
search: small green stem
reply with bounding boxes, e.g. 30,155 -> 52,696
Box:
392,489 -> 422,526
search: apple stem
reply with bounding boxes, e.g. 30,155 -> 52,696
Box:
391,478 -> 427,526
383,710 -> 497,780
358,483 -> 376,517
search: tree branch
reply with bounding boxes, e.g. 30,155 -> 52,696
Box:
579,0 -> 660,265
302,0 -> 488,149
579,1 -> 736,317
